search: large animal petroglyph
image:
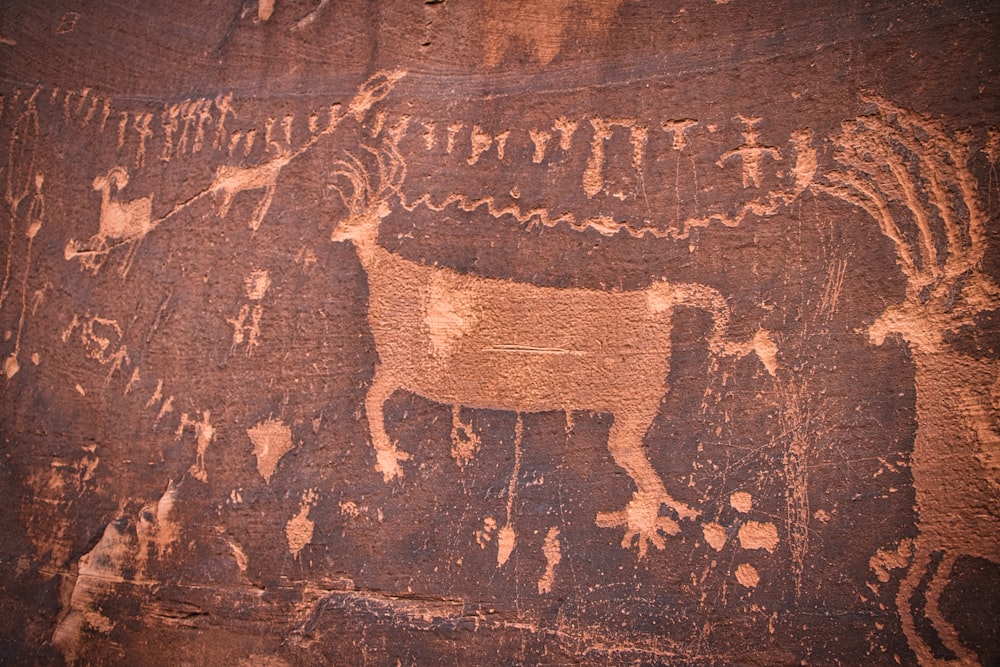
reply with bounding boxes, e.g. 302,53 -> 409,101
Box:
328,138 -> 778,557
816,97 -> 1000,667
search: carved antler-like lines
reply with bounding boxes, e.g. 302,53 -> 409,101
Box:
816,96 -> 991,308
329,138 -> 407,220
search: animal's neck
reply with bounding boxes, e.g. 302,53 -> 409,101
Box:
350,226 -> 384,270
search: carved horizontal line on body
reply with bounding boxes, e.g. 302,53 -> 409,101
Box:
483,344 -> 586,355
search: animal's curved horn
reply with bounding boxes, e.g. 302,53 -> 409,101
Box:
106,166 -> 129,189
348,70 -> 406,121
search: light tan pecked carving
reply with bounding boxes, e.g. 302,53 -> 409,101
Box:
817,97 -> 1000,667
329,138 -> 777,557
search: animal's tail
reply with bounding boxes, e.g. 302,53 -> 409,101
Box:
647,280 -> 777,376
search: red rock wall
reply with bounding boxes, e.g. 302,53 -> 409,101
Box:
0,1 -> 998,665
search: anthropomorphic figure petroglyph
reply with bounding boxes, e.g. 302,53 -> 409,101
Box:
817,97 -> 1000,667
717,115 -> 782,189
329,139 -> 777,557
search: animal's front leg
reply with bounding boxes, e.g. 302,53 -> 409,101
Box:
217,189 -> 236,218
249,185 -> 275,232
366,364 -> 409,481
596,409 -> 699,557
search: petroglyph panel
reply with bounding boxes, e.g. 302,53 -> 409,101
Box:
1,1 -> 998,666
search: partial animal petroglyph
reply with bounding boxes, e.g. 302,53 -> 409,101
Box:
209,149 -> 289,232
816,96 -> 1000,667
329,138 -> 777,557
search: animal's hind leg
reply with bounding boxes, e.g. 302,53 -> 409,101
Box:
366,364 -> 408,482
596,406 -> 699,557
925,550 -> 980,665
896,539 -> 941,666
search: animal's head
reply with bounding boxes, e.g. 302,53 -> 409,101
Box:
330,200 -> 392,243
867,299 -> 939,352
93,166 -> 129,192
329,141 -> 405,243
867,271 -> 1000,354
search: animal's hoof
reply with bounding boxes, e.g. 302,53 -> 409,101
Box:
596,491 -> 683,558
375,447 -> 409,482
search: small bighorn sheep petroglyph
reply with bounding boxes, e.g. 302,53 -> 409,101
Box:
329,139 -> 777,557
65,166 -> 153,277
817,96 -> 1000,667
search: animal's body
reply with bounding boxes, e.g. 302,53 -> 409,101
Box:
889,344 -> 1000,666
92,168 -> 153,241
